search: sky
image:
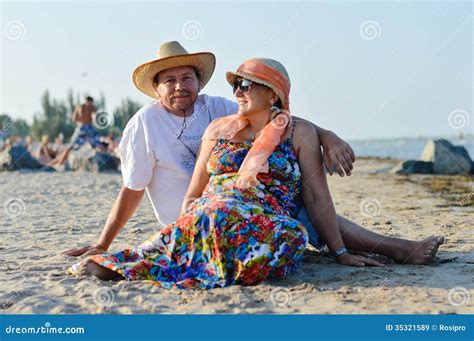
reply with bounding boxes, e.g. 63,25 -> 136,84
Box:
1,0 -> 472,140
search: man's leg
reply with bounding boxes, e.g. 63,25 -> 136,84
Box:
87,127 -> 100,148
48,145 -> 73,166
69,125 -> 82,146
85,260 -> 124,281
336,214 -> 444,265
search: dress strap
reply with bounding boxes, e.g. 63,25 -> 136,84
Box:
290,119 -> 297,140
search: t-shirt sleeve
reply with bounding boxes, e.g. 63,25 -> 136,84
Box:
209,96 -> 238,120
119,116 -> 156,191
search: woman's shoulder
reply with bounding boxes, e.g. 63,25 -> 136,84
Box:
290,118 -> 318,150
293,119 -> 315,134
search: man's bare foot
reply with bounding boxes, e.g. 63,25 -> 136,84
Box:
85,259 -> 124,281
395,236 -> 445,265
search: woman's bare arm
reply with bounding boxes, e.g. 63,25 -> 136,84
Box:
294,121 -> 344,252
294,121 -> 382,267
181,138 -> 217,214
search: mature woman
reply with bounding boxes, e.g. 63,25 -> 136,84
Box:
69,58 -> 443,288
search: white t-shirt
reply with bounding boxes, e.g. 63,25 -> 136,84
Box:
119,94 -> 238,225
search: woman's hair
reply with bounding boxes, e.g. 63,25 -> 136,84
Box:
153,67 -> 202,86
251,82 -> 283,109
273,98 -> 282,109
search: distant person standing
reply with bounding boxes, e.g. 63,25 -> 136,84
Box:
70,96 -> 100,150
48,97 -> 103,167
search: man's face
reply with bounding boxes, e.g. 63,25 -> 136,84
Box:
154,66 -> 200,114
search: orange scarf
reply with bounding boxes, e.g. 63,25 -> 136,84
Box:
203,59 -> 291,189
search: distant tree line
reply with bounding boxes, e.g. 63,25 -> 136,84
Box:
0,89 -> 142,141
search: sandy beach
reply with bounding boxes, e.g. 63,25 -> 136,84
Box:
1,158 -> 472,314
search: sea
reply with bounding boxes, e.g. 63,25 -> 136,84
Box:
347,134 -> 474,161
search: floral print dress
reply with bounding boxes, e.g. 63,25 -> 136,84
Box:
69,137 -> 308,289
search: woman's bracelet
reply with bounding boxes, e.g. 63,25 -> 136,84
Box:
335,246 -> 348,258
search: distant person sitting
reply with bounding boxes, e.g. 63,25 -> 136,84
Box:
1,138 -> 12,152
70,96 -> 100,150
24,135 -> 34,153
100,133 -> 118,155
37,135 -> 55,164
51,136 -> 64,155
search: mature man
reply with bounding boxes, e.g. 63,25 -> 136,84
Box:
64,41 -> 443,266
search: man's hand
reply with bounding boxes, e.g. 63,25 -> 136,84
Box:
336,253 -> 384,267
320,131 -> 355,177
62,244 -> 107,257
61,186 -> 144,258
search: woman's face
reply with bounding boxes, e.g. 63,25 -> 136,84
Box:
233,78 -> 277,116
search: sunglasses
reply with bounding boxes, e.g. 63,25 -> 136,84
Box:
232,79 -> 253,94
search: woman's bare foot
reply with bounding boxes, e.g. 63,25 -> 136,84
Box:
395,236 -> 445,265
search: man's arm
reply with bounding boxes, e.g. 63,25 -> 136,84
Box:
292,116 -> 355,177
91,105 -> 98,122
72,105 -> 79,122
63,111 -> 152,256
62,186 -> 144,256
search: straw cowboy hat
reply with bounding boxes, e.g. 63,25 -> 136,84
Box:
226,58 -> 291,110
133,41 -> 216,99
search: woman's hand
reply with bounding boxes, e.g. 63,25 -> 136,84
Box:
62,244 -> 106,257
336,253 -> 385,267
320,131 -> 355,177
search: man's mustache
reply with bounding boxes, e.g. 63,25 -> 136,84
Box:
171,91 -> 190,98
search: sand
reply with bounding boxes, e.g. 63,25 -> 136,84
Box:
1,158 -> 472,314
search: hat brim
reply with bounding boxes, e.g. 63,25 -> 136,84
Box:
133,52 -> 216,99
226,71 -> 287,108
